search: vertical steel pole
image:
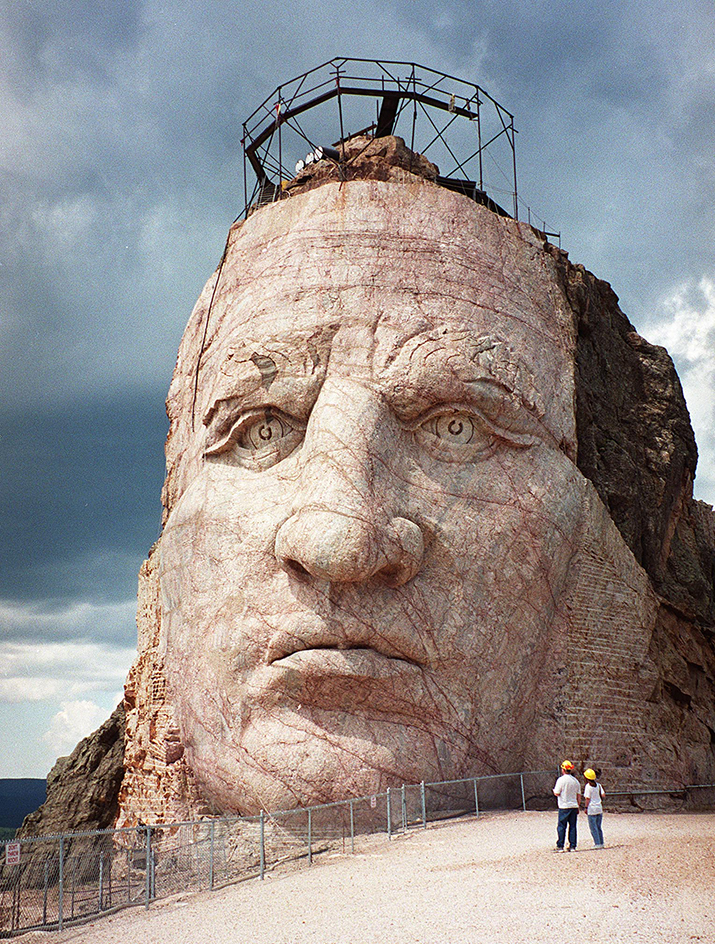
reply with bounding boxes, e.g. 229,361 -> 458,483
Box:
259,811 -> 265,880
421,781 -> 427,828
145,827 -> 151,910
511,118 -> 518,220
350,800 -> 355,854
473,779 -> 480,818
107,845 -> 112,908
387,788 -> 392,840
43,856 -> 49,925
476,94 -> 483,190
209,821 -> 215,890
410,66 -> 417,168
336,66 -> 346,160
307,808 -> 313,865
520,774 -> 526,812
58,836 -> 64,932
277,89 -> 282,196
126,846 -> 131,903
221,828 -> 226,886
99,851 -> 104,911
242,124 -> 249,218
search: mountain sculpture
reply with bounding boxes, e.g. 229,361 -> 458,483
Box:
111,136 -> 715,823
24,136 -> 714,833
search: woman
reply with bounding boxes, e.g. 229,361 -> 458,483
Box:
583,767 -> 605,848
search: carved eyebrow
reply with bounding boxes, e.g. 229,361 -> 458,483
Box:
202,324 -> 339,426
378,334 -> 541,408
376,332 -> 554,442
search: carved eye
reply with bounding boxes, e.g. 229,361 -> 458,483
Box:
205,408 -> 305,468
424,413 -> 479,444
239,413 -> 294,450
412,408 -> 500,463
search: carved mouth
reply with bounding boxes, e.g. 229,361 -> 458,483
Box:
269,646 -> 422,679
266,621 -> 424,667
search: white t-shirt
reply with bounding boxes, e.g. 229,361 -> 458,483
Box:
584,781 -> 604,815
553,773 -> 580,808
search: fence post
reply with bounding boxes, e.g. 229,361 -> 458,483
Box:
58,836 -> 64,931
12,869 -> 19,932
473,779 -> 479,818
209,820 -> 215,890
387,788 -> 392,840
99,850 -> 104,911
307,808 -> 313,865
259,811 -> 265,880
145,826 -> 151,910
401,784 -> 407,832
421,781 -> 427,828
350,800 -> 355,854
43,855 -> 49,925
520,773 -> 526,812
126,846 -> 131,903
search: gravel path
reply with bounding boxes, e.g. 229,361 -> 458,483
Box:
17,810 -> 715,944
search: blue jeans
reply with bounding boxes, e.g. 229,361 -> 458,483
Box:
557,808 -> 578,849
588,813 -> 604,846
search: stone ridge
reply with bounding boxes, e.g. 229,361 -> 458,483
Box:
548,249 -> 715,788
551,249 -> 713,626
16,703 -> 125,839
280,134 -> 439,199
554,255 -> 697,587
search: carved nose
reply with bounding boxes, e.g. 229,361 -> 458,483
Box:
275,509 -> 424,587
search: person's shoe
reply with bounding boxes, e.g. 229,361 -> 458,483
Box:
567,846 -> 576,852
554,846 -> 566,852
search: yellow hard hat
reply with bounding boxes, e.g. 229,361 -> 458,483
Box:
561,760 -> 574,770
584,768 -> 597,780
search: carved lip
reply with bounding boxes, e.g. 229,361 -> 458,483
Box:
265,624 -> 426,668
269,646 -> 422,679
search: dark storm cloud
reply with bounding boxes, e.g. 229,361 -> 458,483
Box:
0,392 -> 166,605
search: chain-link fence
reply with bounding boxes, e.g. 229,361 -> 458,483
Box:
2,772 -> 713,936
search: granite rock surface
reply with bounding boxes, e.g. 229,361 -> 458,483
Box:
116,141 -> 713,823
17,703 -> 125,838
25,137 -> 714,833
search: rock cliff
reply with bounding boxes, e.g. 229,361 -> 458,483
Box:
554,255 -> 715,787
21,136 -> 715,833
16,703 -> 125,838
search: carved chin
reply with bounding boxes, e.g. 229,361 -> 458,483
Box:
183,703 -> 474,815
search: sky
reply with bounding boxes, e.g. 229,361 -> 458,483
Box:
1,0 -> 714,780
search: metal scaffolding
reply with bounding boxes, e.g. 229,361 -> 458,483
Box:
239,57 -> 519,220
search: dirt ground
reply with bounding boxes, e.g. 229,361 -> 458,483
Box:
15,810 -> 715,944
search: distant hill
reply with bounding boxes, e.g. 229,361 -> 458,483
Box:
0,779 -> 46,830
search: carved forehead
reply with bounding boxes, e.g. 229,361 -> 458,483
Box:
206,179 -> 574,355
204,322 -> 543,418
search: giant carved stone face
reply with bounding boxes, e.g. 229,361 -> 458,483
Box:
158,179 -> 591,813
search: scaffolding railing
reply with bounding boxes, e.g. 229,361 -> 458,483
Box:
239,57 -> 519,220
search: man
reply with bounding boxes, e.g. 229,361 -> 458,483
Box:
553,760 -> 581,852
